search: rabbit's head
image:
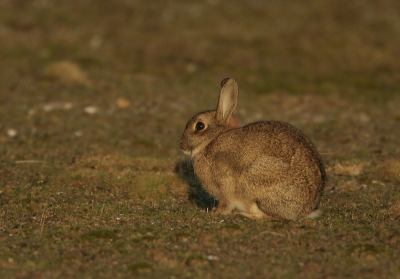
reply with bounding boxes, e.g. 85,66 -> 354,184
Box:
180,78 -> 239,157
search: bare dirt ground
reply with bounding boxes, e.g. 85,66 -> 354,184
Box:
1,1 -> 400,278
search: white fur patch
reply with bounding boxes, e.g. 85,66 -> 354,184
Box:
306,209 -> 322,219
182,150 -> 192,156
190,147 -> 200,158
229,200 -> 246,212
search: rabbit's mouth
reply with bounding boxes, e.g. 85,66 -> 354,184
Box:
189,147 -> 200,158
182,148 -> 199,158
181,145 -> 199,158
180,135 -> 200,157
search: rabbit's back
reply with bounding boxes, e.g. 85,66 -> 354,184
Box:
209,121 -> 324,172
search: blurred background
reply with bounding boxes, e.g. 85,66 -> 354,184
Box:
1,1 -> 400,277
1,0 -> 399,162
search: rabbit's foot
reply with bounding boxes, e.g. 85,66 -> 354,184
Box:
235,203 -> 286,221
237,212 -> 271,220
212,207 -> 234,215
212,201 -> 234,215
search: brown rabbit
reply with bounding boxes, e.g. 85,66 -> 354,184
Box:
180,78 -> 326,221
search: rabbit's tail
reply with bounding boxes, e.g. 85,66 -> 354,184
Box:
305,209 -> 322,220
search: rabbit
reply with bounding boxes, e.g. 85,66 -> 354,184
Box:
180,78 -> 326,221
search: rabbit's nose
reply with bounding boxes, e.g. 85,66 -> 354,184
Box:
180,135 -> 187,150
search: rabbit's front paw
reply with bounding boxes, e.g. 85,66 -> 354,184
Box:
212,201 -> 233,215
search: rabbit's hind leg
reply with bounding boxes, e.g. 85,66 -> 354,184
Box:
237,203 -> 285,221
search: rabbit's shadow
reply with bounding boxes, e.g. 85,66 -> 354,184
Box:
174,159 -> 217,211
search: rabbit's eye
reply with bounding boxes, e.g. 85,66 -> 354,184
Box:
195,122 -> 205,131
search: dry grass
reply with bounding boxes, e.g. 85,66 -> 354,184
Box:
1,0 -> 400,278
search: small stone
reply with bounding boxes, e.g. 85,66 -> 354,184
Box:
359,112 -> 370,123
334,162 -> 365,176
186,63 -> 197,73
42,60 -> 92,87
84,106 -> 98,115
43,102 -> 74,112
63,102 -> 74,110
90,35 -> 102,49
7,129 -> 17,137
43,104 -> 55,112
206,255 -> 219,261
116,97 -> 131,109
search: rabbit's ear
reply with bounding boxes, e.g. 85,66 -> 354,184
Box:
216,78 -> 238,124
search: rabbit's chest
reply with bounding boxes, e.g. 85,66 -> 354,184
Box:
193,152 -> 244,189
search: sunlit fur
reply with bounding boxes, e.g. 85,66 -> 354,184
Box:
180,79 -> 326,221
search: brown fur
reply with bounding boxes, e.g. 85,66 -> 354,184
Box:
180,78 -> 326,221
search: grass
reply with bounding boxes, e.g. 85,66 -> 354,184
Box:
1,0 -> 400,278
